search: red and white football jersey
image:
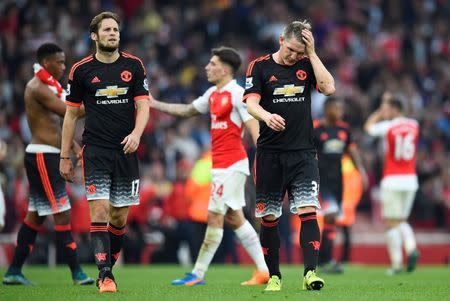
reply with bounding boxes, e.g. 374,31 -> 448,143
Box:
192,80 -> 253,174
368,117 -> 419,190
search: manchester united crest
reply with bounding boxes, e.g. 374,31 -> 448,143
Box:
121,70 -> 132,82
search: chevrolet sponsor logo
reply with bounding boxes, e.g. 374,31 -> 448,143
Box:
273,84 -> 304,97
95,86 -> 128,98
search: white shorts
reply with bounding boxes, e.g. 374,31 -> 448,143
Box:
380,188 -> 417,219
208,170 -> 247,215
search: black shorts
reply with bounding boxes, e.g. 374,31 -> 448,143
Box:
254,149 -> 320,218
82,145 -> 140,207
25,152 -> 70,216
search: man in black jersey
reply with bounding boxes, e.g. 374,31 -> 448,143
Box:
59,11 -> 150,293
313,97 -> 368,273
244,20 -> 335,291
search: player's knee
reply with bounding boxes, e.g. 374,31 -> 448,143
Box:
207,211 -> 224,228
225,210 -> 245,229
91,203 -> 109,222
25,211 -> 45,225
109,207 -> 128,226
53,211 -> 71,225
261,214 -> 278,222
297,206 -> 317,215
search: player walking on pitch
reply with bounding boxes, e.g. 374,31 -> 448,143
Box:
59,12 -> 150,293
244,20 -> 335,291
150,46 -> 270,286
364,97 -> 420,275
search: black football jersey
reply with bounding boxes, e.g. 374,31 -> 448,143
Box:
66,52 -> 149,149
243,54 -> 317,151
313,120 -> 354,185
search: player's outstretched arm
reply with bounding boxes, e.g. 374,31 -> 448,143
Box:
121,99 -> 150,154
60,105 -> 82,182
149,97 -> 200,118
246,95 -> 285,132
302,29 -> 335,96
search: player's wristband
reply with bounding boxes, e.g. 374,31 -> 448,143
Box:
60,157 -> 71,160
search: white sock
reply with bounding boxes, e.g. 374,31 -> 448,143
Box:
386,227 -> 403,270
399,222 -> 417,254
234,220 -> 268,272
192,227 -> 223,278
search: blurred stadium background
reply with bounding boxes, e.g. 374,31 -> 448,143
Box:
0,0 -> 449,269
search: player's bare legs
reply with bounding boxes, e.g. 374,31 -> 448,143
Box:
225,209 -> 269,285
89,199 -> 116,292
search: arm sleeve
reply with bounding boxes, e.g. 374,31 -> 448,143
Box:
233,88 -> 253,122
132,60 -> 150,101
192,87 -> 214,114
367,121 -> 391,137
243,60 -> 263,102
65,68 -> 83,107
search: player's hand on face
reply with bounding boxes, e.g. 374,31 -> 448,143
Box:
60,159 -> 74,183
265,113 -> 285,131
301,29 -> 315,56
121,132 -> 140,154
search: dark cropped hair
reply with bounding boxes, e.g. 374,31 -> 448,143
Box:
212,46 -> 242,74
324,96 -> 342,108
36,43 -> 63,63
387,97 -> 404,112
89,11 -> 120,34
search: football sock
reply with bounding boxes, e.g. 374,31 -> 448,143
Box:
299,212 -> 321,276
319,223 -> 336,264
399,222 -> 417,254
55,224 -> 80,273
192,226 -> 223,278
90,222 -> 110,270
234,220 -> 268,272
108,223 -> 125,267
386,226 -> 403,270
8,220 -> 39,274
260,218 -> 281,278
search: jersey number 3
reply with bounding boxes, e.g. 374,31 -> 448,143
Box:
394,133 -> 415,161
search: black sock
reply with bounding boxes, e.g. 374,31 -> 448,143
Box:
299,212 -> 320,276
319,223 -> 336,265
8,221 -> 39,274
108,223 -> 125,267
55,224 -> 81,274
260,218 -> 281,279
90,222 -> 110,271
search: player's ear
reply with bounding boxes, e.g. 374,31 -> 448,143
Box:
90,32 -> 98,42
279,35 -> 284,46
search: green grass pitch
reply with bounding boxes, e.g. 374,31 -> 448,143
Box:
1,265 -> 448,301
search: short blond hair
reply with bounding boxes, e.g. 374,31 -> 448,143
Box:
282,20 -> 312,42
